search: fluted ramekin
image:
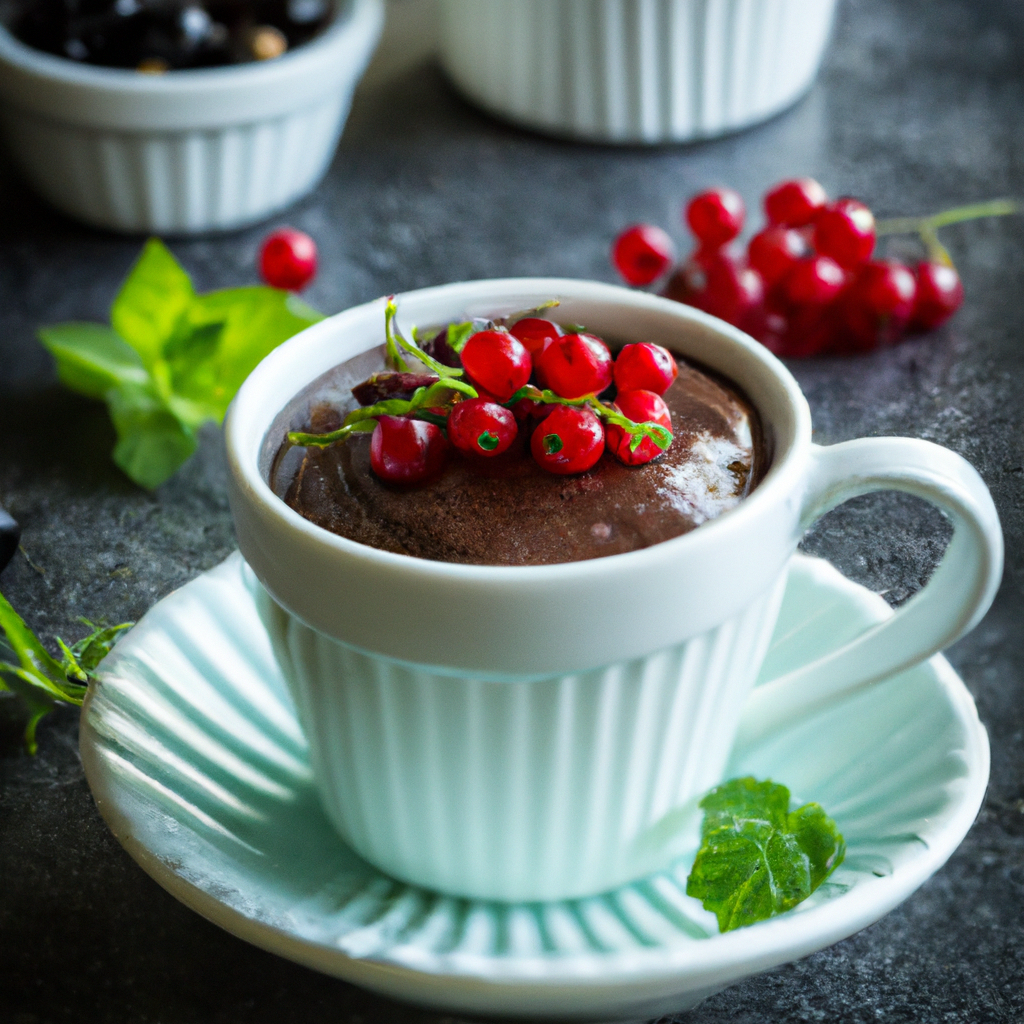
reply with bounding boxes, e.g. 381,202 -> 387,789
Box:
0,0 -> 383,233
225,279 -> 1002,901
438,0 -> 837,144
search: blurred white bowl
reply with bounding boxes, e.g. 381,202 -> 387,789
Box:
438,0 -> 837,144
0,0 -> 383,233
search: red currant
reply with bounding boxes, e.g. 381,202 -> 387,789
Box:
763,178 -> 828,227
666,248 -> 766,331
611,224 -> 677,286
767,305 -> 843,358
259,228 -> 318,291
605,390 -> 673,466
537,332 -> 614,399
779,255 -> 847,309
461,329 -> 532,402
747,226 -> 811,289
510,317 -> 562,357
530,405 -> 605,475
685,188 -> 745,247
910,261 -> 964,331
447,398 -> 518,457
838,260 -> 917,351
813,198 -> 876,269
613,343 -> 678,395
370,416 -> 448,483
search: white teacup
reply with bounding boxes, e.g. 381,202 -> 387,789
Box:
225,279 -> 1002,902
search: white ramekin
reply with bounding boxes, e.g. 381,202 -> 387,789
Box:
438,0 -> 837,144
225,279 -> 1002,901
0,0 -> 383,233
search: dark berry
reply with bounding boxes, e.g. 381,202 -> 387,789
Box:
613,343 -> 678,395
259,228 -> 317,290
530,405 -> 605,475
461,329 -> 532,402
779,255 -> 847,309
747,226 -> 811,289
510,317 -> 562,357
685,188 -> 745,247
910,261 -> 964,331
813,198 -> 876,269
611,224 -> 677,286
537,332 -> 614,399
763,178 -> 828,227
370,416 -> 448,483
447,398 -> 518,457
838,259 -> 917,350
605,390 -> 673,466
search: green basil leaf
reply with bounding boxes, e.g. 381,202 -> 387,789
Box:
111,239 -> 195,368
38,323 -> 149,399
107,384 -> 197,490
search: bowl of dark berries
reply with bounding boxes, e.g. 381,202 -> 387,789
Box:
0,0 -> 383,233
224,278 -> 1001,902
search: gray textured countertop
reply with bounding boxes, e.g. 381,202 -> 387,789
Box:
1,0 -> 1022,1021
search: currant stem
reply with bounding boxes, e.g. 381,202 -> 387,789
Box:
875,199 -> 1021,236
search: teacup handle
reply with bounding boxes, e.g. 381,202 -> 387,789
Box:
739,437 -> 1003,742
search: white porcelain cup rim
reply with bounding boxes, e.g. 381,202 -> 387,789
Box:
225,279 -> 1003,709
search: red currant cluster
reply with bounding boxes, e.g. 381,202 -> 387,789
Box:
288,302 -> 678,484
612,179 -> 973,357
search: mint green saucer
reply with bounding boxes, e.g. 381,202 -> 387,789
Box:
79,553 -> 988,1022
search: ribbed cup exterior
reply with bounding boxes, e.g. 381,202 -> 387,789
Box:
260,576 -> 786,902
438,0 -> 837,143
0,99 -> 347,234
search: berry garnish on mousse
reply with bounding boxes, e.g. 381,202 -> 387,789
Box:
530,405 -> 606,475
284,298 -> 674,488
613,185 -> 1020,357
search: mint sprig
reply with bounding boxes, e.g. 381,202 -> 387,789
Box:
0,591 -> 131,753
686,777 -> 845,933
39,239 -> 324,489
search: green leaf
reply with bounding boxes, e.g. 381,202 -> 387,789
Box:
0,590 -> 68,686
107,384 -> 197,489
179,286 -> 321,419
446,321 -> 475,355
686,777 -> 845,933
38,323 -> 149,399
111,239 -> 195,369
69,620 -> 133,675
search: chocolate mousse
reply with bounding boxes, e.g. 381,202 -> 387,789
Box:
274,344 -> 765,567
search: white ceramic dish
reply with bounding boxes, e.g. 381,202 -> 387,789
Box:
438,0 -> 838,144
0,0 -> 383,233
224,278 -> 1001,902
80,551 -> 990,1021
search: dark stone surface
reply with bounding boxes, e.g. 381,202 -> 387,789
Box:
1,0 -> 1023,1021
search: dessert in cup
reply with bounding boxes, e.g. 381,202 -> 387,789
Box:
225,278 -> 1002,903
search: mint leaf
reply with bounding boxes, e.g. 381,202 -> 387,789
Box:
686,777 -> 845,933
38,323 -> 148,399
181,286 -> 322,418
107,384 -> 197,490
111,239 -> 195,369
